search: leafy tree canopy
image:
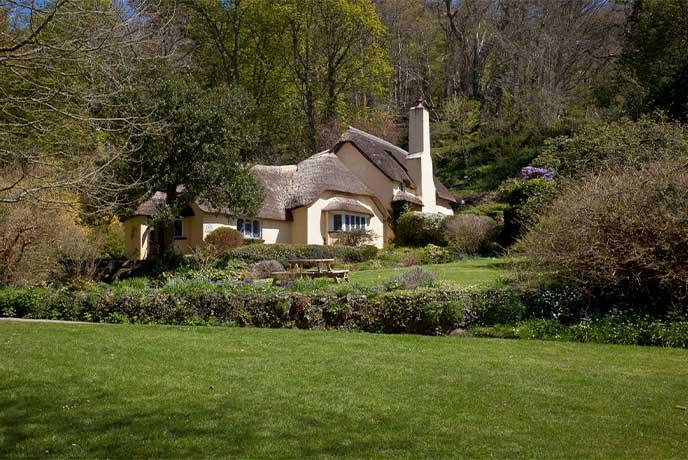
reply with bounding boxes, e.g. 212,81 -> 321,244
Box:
620,0 -> 688,121
103,77 -> 264,251
534,116 -> 688,178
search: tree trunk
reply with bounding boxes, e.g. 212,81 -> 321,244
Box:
159,184 -> 179,257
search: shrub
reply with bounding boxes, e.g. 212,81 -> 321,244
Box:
461,288 -> 526,326
386,267 -> 436,290
444,214 -> 499,255
336,228 -> 376,246
215,244 -> 378,266
204,227 -> 244,252
399,251 -> 422,267
0,205 -> 111,285
0,285 -> 463,336
247,260 -> 284,279
521,160 -> 688,316
498,178 -> 559,245
420,244 -> 452,264
461,201 -> 507,223
394,212 -> 447,247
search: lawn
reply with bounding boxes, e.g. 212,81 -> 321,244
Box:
1,322 -> 687,459
349,257 -> 512,287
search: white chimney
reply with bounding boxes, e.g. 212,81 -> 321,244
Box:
407,99 -> 437,212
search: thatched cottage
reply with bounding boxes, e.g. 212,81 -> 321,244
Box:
123,101 -> 455,260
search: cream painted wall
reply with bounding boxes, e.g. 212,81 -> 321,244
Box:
336,143 -> 398,208
123,216 -> 152,260
301,191 -> 386,248
200,211 -> 292,244
291,207 -> 308,244
261,219 -> 292,244
124,208 -> 295,260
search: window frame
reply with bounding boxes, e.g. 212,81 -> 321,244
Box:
237,218 -> 262,239
329,212 -> 370,232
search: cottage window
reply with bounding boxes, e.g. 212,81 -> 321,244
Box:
330,213 -> 369,232
237,218 -> 261,239
173,218 -> 184,239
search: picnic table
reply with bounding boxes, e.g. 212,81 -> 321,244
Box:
271,258 -> 349,284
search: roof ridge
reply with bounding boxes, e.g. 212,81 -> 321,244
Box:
346,126 -> 409,155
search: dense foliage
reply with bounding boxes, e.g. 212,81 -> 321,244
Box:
619,0 -> 688,122
3,279 -> 687,347
394,212 -> 446,247
534,117 -> 688,178
497,178 -> 559,245
104,78 -> 263,253
521,160 -> 688,316
0,284 -> 463,336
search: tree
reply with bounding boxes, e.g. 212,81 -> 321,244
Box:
105,77 -> 264,255
282,0 -> 390,151
374,0 -> 443,114
0,0 -> 171,206
620,0 -> 688,122
182,0 -> 309,163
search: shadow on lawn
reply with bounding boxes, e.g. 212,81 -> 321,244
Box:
0,379 -> 255,458
0,378 -> 426,459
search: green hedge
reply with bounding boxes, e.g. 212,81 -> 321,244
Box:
3,284 -> 687,347
0,286 -> 462,336
215,244 -> 378,266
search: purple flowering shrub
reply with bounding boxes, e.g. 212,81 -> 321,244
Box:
521,166 -> 555,181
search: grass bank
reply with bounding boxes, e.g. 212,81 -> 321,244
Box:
349,257 -> 512,287
1,322 -> 687,459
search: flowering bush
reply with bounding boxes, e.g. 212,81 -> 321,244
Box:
521,166 -> 554,181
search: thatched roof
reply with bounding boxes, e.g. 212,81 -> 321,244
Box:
335,127 -> 457,204
250,165 -> 297,220
335,127 -> 415,186
322,197 -> 374,216
131,152 -> 383,220
434,177 -> 456,203
133,191 -> 166,216
393,190 -> 423,206
286,151 -> 375,209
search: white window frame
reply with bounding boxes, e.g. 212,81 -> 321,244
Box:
329,212 -> 369,232
237,218 -> 262,239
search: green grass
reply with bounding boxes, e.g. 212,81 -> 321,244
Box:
2,322 -> 687,459
349,257 -> 512,287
